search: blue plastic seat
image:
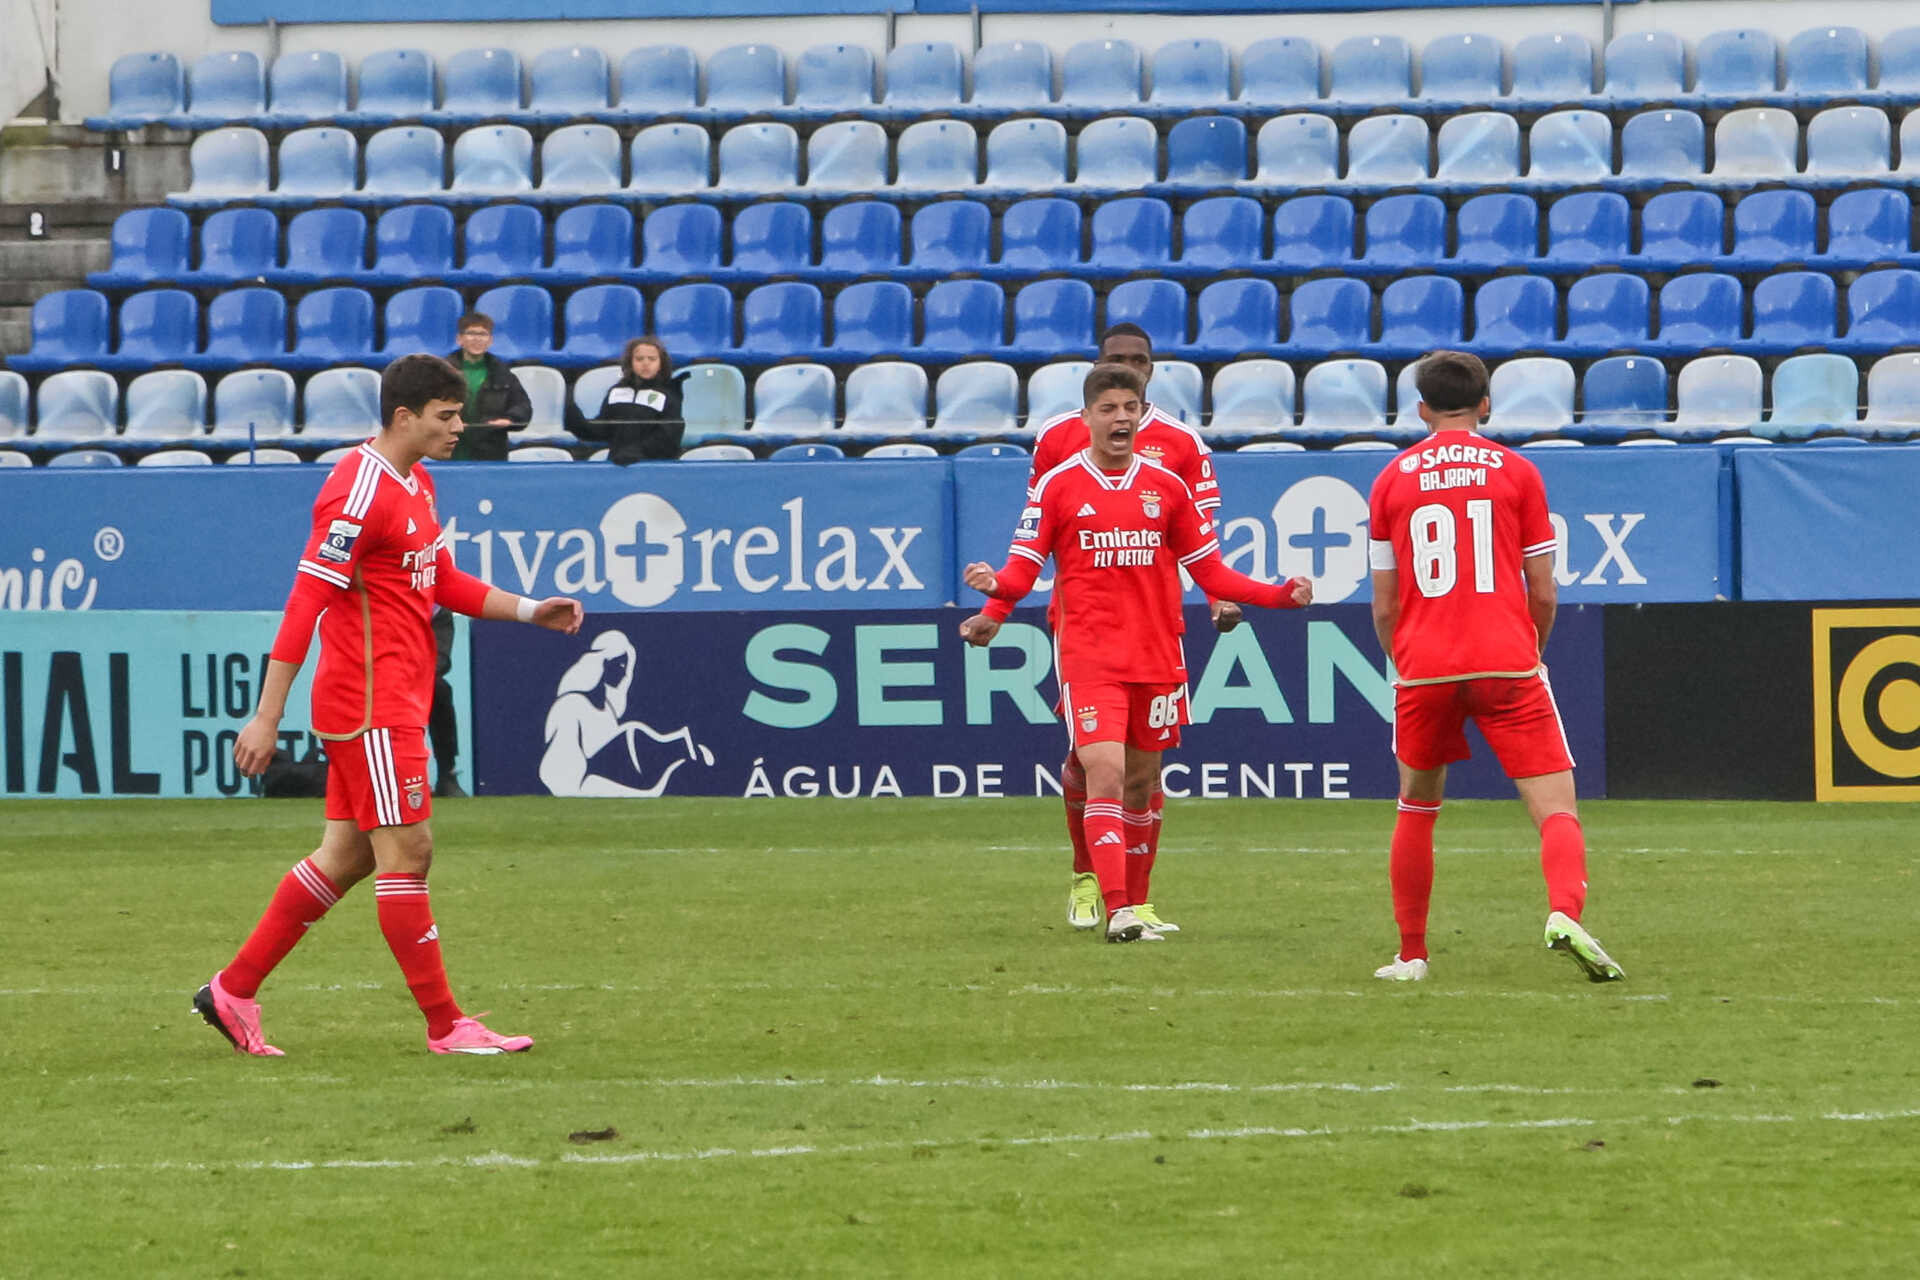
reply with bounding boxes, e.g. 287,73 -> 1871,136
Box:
617,47 -> 698,114
910,200 -> 990,274
676,364 -> 748,440
433,48 -> 522,121
1254,114 -> 1339,185
1190,280 -> 1280,356
530,45 -> 610,119
716,122 -> 799,194
1378,275 -> 1463,350
1674,355 -> 1763,437
1865,353 -> 1920,436
884,42 -> 963,111
1436,111 -> 1520,183
933,363 -> 1020,433
292,287 -> 376,365
1901,112 -> 1920,177
1485,358 -> 1576,441
544,203 -> 634,280
198,289 -> 287,366
1238,37 -> 1321,109
1545,191 -> 1630,265
1512,33 -> 1594,103
997,198 -> 1082,272
560,285 -> 646,365
984,118 -> 1068,190
955,441 -> 1027,458
1063,39 -> 1144,111
740,282 -> 824,359
971,41 -> 1053,111
806,120 -> 888,193
1528,110 -> 1613,182
472,284 -> 556,361
1105,279 -> 1188,350
268,51 -> 347,124
455,203 -> 544,281
1562,274 -> 1649,349
1152,39 -> 1230,108
1421,34 -> 1503,106
796,43 -> 875,112
727,202 -> 811,276
1088,198 -> 1173,273
380,286 -> 462,357
1074,117 -> 1157,189
362,127 -> 445,198
12,290 -> 110,372
92,52 -> 184,128
1288,278 -> 1372,353
1604,31 -> 1686,102
1656,273 -> 1744,349
1619,109 -> 1705,182
124,370 -> 208,438
271,126 -> 356,201
821,201 -> 902,276
1880,28 -> 1920,95
186,51 -> 265,122
1208,359 -> 1296,431
1710,108 -> 1798,180
1363,194 -> 1445,269
1635,189 -> 1723,266
349,50 -> 433,125
1580,355 -> 1669,439
1806,106 -> 1890,177
1165,116 -> 1246,189
1024,361 -> 1093,425
1845,270 -> 1920,348
112,289 -> 198,368
301,367 -> 382,438
641,202 -> 723,276
35,372 -> 120,440
1764,353 -> 1857,438
1472,275 -> 1559,350
279,207 -> 367,282
177,127 -> 270,203
1345,114 -> 1429,184
1785,26 -> 1869,98
842,362 -> 929,432
1694,28 -> 1778,102
628,124 -> 710,196
1008,280 -> 1094,359
1825,188 -> 1911,262
705,44 -> 786,115
1269,194 -> 1353,270
828,282 -> 913,359
1330,35 -> 1412,105
96,208 -> 191,286
1730,189 -> 1816,264
451,125 -> 534,195
1452,193 -> 1537,270
753,365 -> 836,432
540,124 -> 622,194
922,280 -> 1006,358
770,442 -> 843,460
653,283 -> 735,360
1180,197 -> 1265,273
45,449 -> 124,467
895,120 -> 977,189
1300,359 -> 1390,433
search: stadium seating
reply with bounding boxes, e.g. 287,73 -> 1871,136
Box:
1674,355 -> 1764,439
984,119 -> 1068,194
826,282 -> 913,361
922,280 -> 1007,361
1579,355 -> 1669,441
770,442 -> 843,460
562,285 -> 646,365
174,127 -> 270,205
1420,33 -> 1502,111
1763,353 -> 1858,439
681,364 -> 749,440
343,49 -> 434,126
1165,116 -> 1246,191
996,198 -> 1080,274
1208,359 -> 1296,431
822,201 -> 902,277
617,47 -> 698,116
473,285 -> 557,362
1483,358 -> 1575,441
1865,354 -> 1920,437
1178,197 -> 1265,274
806,121 -> 889,195
1563,274 -> 1650,352
715,122 -> 800,195
273,207 -> 368,284
1008,280 -> 1094,361
1272,194 -> 1354,270
1062,39 -> 1144,113
0,373 -> 27,440
1190,279 -> 1281,359
426,48 -> 522,124
969,42 -> 1053,114
752,364 -> 835,432
107,288 -> 197,370
1346,114 -> 1429,185
933,363 -> 1020,434
380,287 -> 462,358
627,124 -> 711,198
529,45 -> 611,122
302,367 -> 382,438
842,362 -> 929,433
1511,33 -> 1594,107
35,371 -> 119,440
1075,117 -> 1157,191
541,203 -> 634,283
1087,198 -> 1172,275
267,127 -> 356,204
194,288 -> 287,369
884,43 -> 964,114
1299,359 -> 1389,437
725,202 -> 811,278
1149,360 -> 1205,423
139,449 -> 217,465
1452,193 -> 1536,271
1364,194 -> 1445,270
124,370 -> 206,439
361,127 -> 446,200
1472,276 -> 1558,352
451,125 -> 535,196
740,282 -> 824,360
1378,276 -> 1463,353
1330,35 -> 1412,107
1253,115 -> 1338,186
539,124 -> 623,195
652,283 -> 735,360
705,44 -> 786,116
1026,361 -> 1092,425
185,51 -> 265,124
12,291 -> 110,373
88,53 -> 185,130
1151,39 -> 1231,111
909,201 -> 991,277
895,120 -> 976,190
638,202 -> 723,278
447,204 -> 543,284
1289,278 -> 1372,355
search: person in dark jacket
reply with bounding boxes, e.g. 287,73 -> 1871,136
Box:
580,337 -> 684,464
446,312 -> 533,461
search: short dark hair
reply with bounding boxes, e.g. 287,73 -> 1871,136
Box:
456,312 -> 493,334
621,335 -> 672,381
1084,363 -> 1146,406
382,354 -> 468,427
1098,322 -> 1152,353
1413,350 -> 1490,413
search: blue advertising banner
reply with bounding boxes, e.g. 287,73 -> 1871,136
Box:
0,611 -> 472,799
957,449 -> 1724,608
469,603 -> 1606,800
1735,448 -> 1920,602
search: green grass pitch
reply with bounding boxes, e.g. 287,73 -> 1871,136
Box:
2,796 -> 1916,1278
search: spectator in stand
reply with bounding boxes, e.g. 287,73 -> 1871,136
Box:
580,337 -> 684,464
446,312 -> 532,461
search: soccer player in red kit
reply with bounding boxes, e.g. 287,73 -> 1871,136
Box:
1024,324 -> 1240,935
1367,350 -> 1624,984
960,365 -> 1313,942
194,355 -> 585,1056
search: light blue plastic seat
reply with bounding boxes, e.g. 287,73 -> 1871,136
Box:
740,282 -> 825,359
728,202 -> 811,276
563,285 -> 647,365
1209,359 -> 1296,431
1378,275 -> 1463,351
267,51 -> 348,124
472,284 -> 556,362
1300,359 -> 1389,434
432,47 -> 522,122
278,207 -> 368,282
1180,196 -> 1265,273
911,201 -> 991,274
795,43 -> 875,112
1546,191 -> 1630,264
302,367 -> 382,438
1731,189 -> 1816,263
1025,361 -> 1094,426
1604,31 -> 1686,102
198,288 -> 287,366
451,125 -> 534,195
0,372 -> 26,439
91,53 -> 184,128
1421,34 -> 1503,107
1636,189 -> 1723,266
1484,357 -> 1576,441
984,118 -> 1068,190
1563,274 -> 1650,349
1150,360 -> 1205,424
1238,37 -> 1320,109
716,122 -> 800,194
1472,276 -> 1559,351
1345,114 -> 1429,184
110,289 -> 197,369
380,286 -> 462,357
1435,111 -> 1519,183
124,370 -> 207,438
1451,193 -> 1537,270
884,42 -> 963,112
865,442 -> 938,458
895,119 -> 977,189
1710,108 -> 1798,180
806,121 -> 888,194
1512,33 -> 1594,104
1062,39 -> 1144,111
1254,114 -> 1339,185
678,364 -> 748,441
680,443 -> 754,461
1785,26 -> 1869,99
1388,362 -> 1424,436
997,198 -> 1081,272
96,208 -> 191,286
362,127 -> 445,198
617,47 -> 698,114
705,44 -> 787,115
1152,39 -> 1230,108
509,365 -> 566,437
1619,109 -> 1705,182
753,364 -> 836,432
1843,269 -> 1920,349
455,203 -> 543,281
1865,353 -> 1920,436
1105,279 -> 1188,351
1288,278 -> 1372,353
1674,355 -> 1763,436
628,124 -> 711,197
1008,280 -> 1095,359
1088,198 -> 1173,273
921,280 -> 1006,358
35,371 -> 120,439
11,290 -> 111,373
934,363 -> 1020,433
1879,28 -> 1920,95
842,362 -> 929,432
1901,113 -> 1920,176
1826,188 -> 1911,262
1364,193 -> 1445,269
1763,353 -> 1858,438
822,201 -> 902,276
1580,355 -> 1669,439
971,41 -> 1053,111
1165,116 -> 1247,189
348,50 -> 433,125
1805,106 -> 1890,178
269,127 -> 356,204
568,364 -> 622,422
185,51 -> 265,122
1694,28 -> 1778,103
545,203 -> 635,280
530,45 -> 610,119
291,287 -> 376,366
1192,280 -> 1280,356
176,127 -> 270,203
652,283 -> 735,360
45,449 -> 123,467
1330,34 -> 1412,105
1528,110 -> 1613,183
540,124 -> 623,194
1074,117 -> 1157,189
1272,194 -> 1354,270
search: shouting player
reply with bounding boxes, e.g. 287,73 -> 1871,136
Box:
960,364 -> 1313,943
1366,351 -> 1624,983
195,355 -> 584,1057
1024,324 -> 1239,935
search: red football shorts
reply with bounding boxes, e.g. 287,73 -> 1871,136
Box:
324,726 -> 432,831
1059,680 -> 1189,752
1393,671 -> 1574,779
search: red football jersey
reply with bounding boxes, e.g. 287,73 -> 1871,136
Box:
1029,404 -> 1220,512
1368,430 -> 1557,684
292,445 -> 448,738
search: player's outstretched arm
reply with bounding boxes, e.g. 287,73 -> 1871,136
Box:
436,555 -> 583,635
1185,553 -> 1312,611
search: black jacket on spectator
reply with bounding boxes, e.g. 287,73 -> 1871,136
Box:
578,373 -> 684,464
447,351 -> 533,461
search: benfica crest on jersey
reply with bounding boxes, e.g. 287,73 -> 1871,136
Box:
1137,444 -> 1165,463
1138,490 -> 1163,519
1076,704 -> 1099,733
405,775 -> 426,810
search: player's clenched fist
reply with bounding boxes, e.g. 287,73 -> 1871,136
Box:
1288,576 -> 1314,607
962,561 -> 999,595
958,614 -> 1001,647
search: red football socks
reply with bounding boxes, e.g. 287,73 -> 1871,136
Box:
374,873 -> 462,1040
1082,798 -> 1129,913
221,858 -> 342,1000
1061,754 -> 1093,875
1122,806 -> 1155,905
1540,811 -> 1589,920
1390,798 -> 1441,962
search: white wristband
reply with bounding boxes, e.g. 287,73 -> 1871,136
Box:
515,596 -> 537,623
